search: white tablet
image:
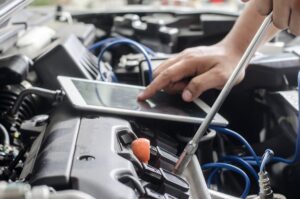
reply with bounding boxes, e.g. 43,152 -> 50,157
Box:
57,76 -> 228,126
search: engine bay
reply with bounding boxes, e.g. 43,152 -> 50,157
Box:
1,1 -> 300,199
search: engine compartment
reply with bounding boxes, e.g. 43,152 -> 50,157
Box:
1,1 -> 300,199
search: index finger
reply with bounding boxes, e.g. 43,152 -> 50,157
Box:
138,61 -> 195,100
137,76 -> 171,101
138,69 -> 178,101
138,54 -> 215,101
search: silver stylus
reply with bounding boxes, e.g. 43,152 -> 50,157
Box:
174,13 -> 273,175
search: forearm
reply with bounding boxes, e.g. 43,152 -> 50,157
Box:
219,1 -> 279,56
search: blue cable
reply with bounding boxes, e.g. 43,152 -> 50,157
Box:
207,169 -> 219,187
204,67 -> 300,198
242,156 -> 292,165
211,127 -> 260,166
240,72 -> 300,165
212,124 -> 297,167
259,149 -> 274,173
111,72 -> 119,82
223,156 -> 259,180
243,152 -> 298,165
207,156 -> 258,188
202,162 -> 251,199
211,127 -> 287,165
89,37 -> 156,56
97,39 -> 153,82
89,38 -> 116,50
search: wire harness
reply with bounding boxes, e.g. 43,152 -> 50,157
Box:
90,37 -> 154,83
203,72 -> 300,197
202,162 -> 250,199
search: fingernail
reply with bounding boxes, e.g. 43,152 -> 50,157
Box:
182,90 -> 192,102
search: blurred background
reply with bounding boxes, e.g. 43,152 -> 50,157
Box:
31,0 -> 244,12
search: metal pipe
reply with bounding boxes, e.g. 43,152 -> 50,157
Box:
10,87 -> 65,116
0,124 -> 10,146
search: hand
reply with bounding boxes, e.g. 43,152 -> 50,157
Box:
138,43 -> 244,102
242,0 -> 300,35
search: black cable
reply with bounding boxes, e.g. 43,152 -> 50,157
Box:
10,87 -> 65,116
138,62 -> 146,86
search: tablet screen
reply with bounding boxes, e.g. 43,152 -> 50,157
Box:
72,80 -> 208,119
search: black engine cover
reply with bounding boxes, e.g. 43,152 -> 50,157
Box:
21,105 -> 138,199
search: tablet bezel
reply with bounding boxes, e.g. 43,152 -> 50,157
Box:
57,76 -> 228,126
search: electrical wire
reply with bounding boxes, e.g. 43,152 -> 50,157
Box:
207,156 -> 258,188
259,149 -> 274,173
90,37 -> 155,85
238,71 -> 300,166
223,156 -> 259,180
243,155 -> 295,165
0,124 -> 10,146
202,162 -> 250,199
204,72 -> 300,198
211,127 -> 282,166
211,127 -> 260,166
89,37 -> 155,56
89,38 -> 116,51
97,39 -> 153,82
211,126 -> 286,173
90,37 -> 154,82
207,168 -> 220,187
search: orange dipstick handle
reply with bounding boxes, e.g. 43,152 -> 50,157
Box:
131,138 -> 150,163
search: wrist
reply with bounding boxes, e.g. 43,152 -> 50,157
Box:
217,38 -> 246,58
214,38 -> 245,63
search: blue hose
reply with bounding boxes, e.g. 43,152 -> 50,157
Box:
211,127 -> 260,166
223,156 -> 259,180
202,162 -> 251,199
89,37 -> 155,56
97,39 -> 153,82
240,72 -> 300,165
207,156 -> 258,188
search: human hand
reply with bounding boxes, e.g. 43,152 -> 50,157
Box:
137,43 -> 244,102
242,0 -> 300,35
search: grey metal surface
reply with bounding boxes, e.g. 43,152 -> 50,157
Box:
181,156 -> 211,199
209,190 -> 240,199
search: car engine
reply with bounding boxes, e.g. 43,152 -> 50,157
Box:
1,1 -> 300,199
